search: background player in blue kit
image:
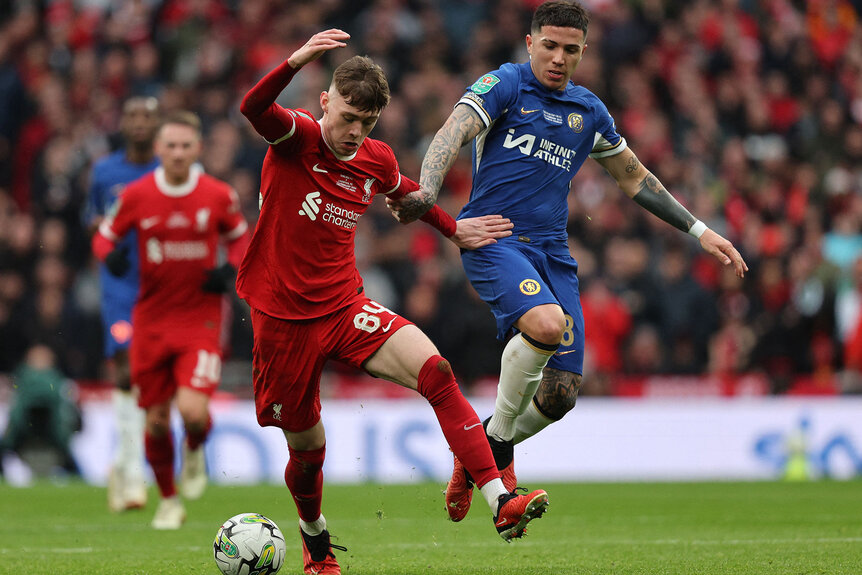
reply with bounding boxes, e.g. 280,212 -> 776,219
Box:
85,96 -> 160,512
388,0 -> 749,521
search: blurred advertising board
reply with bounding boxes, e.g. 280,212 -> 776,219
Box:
2,396 -> 860,484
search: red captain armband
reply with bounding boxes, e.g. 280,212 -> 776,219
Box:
420,205 -> 457,238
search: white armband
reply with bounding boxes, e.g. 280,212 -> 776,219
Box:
688,220 -> 708,239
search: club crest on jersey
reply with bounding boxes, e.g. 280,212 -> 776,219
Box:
471,74 -> 500,94
195,208 -> 211,232
568,113 -> 584,133
519,279 -> 541,295
362,178 -> 375,203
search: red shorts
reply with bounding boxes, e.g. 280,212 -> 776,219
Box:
130,327 -> 222,408
251,298 -> 411,432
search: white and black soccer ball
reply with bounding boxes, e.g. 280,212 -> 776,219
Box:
213,512 -> 287,575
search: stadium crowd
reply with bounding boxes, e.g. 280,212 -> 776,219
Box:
1,0 -> 861,397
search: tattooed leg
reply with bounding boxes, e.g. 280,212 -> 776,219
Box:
512,369 -> 582,445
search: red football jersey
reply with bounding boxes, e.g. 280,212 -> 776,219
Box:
99,165 -> 248,335
236,109 -> 414,320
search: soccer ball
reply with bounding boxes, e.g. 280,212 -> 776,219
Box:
213,512 -> 287,575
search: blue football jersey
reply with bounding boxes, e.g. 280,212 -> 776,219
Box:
457,62 -> 626,242
85,151 -> 159,299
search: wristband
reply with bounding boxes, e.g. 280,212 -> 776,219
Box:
688,220 -> 708,239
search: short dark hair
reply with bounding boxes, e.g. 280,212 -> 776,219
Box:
160,110 -> 202,135
333,55 -> 391,113
531,1 -> 590,38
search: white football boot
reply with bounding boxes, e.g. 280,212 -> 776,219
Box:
151,496 -> 186,530
107,465 -> 126,513
180,444 -> 207,500
123,478 -> 148,510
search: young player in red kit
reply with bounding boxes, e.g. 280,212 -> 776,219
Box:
93,111 -> 250,530
237,29 -> 549,574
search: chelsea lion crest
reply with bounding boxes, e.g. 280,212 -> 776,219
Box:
568,113 -> 584,133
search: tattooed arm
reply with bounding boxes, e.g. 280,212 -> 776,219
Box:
596,148 -> 697,231
389,104 -> 486,223
595,148 -> 748,278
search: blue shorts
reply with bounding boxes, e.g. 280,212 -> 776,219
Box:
461,237 -> 584,374
100,290 -> 136,357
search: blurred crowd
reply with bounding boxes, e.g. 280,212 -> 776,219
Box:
1,0 -> 862,396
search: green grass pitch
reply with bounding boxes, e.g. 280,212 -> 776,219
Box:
1,480 -> 860,574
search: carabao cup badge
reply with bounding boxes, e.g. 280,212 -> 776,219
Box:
471,74 -> 500,94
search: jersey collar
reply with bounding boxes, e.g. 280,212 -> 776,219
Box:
154,164 -> 203,197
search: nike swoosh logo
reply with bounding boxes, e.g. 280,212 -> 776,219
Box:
555,349 -> 578,356
312,163 -> 328,173
463,422 -> 483,431
141,216 -> 160,229
520,107 -> 540,115
381,318 -> 396,332
495,517 -> 509,526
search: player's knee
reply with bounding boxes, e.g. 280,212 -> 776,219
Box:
178,405 -> 209,432
526,322 -> 565,346
535,373 -> 581,420
183,417 -> 208,436
145,413 -> 171,437
522,307 -> 566,345
417,354 -> 457,404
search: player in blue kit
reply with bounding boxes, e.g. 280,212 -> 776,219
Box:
388,0 -> 748,521
85,96 -> 160,512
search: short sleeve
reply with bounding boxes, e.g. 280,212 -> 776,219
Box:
220,187 -> 249,239
456,64 -> 520,128
588,101 -> 627,159
99,187 -> 137,241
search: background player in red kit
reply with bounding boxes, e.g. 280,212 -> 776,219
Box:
237,29 -> 548,574
92,111 -> 250,530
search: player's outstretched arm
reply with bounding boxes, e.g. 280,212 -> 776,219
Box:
385,198 -> 513,250
240,29 -> 349,140
449,215 -> 514,250
386,174 -> 513,249
287,29 -> 350,69
596,148 -> 748,278
391,105 -> 485,224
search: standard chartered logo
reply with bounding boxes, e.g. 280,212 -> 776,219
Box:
299,191 -> 322,220
146,237 -> 163,264
298,191 -> 361,230
145,238 -> 209,263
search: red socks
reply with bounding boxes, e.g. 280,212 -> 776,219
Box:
417,355 -> 498,488
185,415 -> 212,451
145,432 -> 176,498
285,445 -> 326,522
